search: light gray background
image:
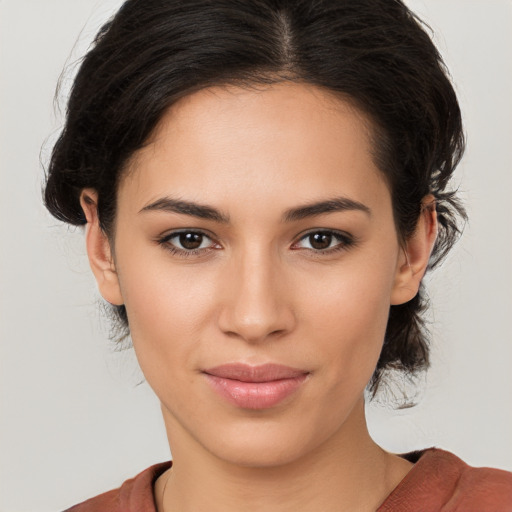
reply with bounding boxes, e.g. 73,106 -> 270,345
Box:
1,1 -> 511,510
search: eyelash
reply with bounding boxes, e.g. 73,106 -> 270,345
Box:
291,230 -> 356,255
157,230 -> 218,258
157,229 -> 356,258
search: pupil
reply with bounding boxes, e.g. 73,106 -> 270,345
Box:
310,232 -> 331,250
179,232 -> 203,250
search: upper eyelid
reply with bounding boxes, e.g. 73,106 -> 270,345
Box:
158,227 -> 351,237
294,228 -> 353,241
159,228 -> 216,241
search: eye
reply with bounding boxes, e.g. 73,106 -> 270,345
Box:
159,230 -> 217,253
293,230 -> 354,252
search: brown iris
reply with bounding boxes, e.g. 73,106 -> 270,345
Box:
179,232 -> 204,250
309,232 -> 333,250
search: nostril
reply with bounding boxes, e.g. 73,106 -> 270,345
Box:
219,317 -> 294,344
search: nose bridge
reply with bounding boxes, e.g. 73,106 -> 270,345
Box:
218,243 -> 294,342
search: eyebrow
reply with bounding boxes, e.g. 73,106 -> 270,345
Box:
139,197 -> 230,223
139,195 -> 371,223
283,197 -> 371,222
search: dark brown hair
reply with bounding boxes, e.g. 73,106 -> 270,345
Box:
44,0 -> 466,397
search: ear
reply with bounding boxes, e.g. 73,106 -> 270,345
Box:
391,195 -> 438,305
80,189 -> 124,306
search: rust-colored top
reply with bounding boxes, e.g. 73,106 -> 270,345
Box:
376,449 -> 512,511
64,448 -> 512,511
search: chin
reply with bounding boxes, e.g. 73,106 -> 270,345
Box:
197,415 -> 329,469
213,438 -> 312,469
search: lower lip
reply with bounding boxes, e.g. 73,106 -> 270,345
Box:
204,374 -> 308,410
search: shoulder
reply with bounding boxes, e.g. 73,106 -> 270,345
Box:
379,448 -> 512,511
452,455 -> 512,510
63,461 -> 172,512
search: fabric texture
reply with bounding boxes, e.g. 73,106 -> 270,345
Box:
63,448 -> 512,511
376,449 -> 512,511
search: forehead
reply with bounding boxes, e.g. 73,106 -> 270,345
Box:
120,82 -> 389,215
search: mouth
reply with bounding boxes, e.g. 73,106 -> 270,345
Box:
203,363 -> 310,410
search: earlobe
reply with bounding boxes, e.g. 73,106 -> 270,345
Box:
80,189 -> 124,306
391,195 -> 438,305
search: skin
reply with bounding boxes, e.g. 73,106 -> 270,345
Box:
81,82 -> 437,511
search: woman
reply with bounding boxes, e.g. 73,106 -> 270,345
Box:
42,0 -> 512,510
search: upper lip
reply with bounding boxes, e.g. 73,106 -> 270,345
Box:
203,363 -> 309,383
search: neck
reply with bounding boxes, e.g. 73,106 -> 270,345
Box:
156,399 -> 412,512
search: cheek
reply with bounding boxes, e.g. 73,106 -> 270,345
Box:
114,247 -> 219,380
299,251 -> 396,382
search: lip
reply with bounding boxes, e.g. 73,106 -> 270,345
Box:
203,363 -> 309,410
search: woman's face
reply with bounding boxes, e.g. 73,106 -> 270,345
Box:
96,82 -> 418,467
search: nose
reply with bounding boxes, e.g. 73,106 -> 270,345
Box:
217,248 -> 296,344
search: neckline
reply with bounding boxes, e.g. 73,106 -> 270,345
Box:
150,448 -> 438,511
